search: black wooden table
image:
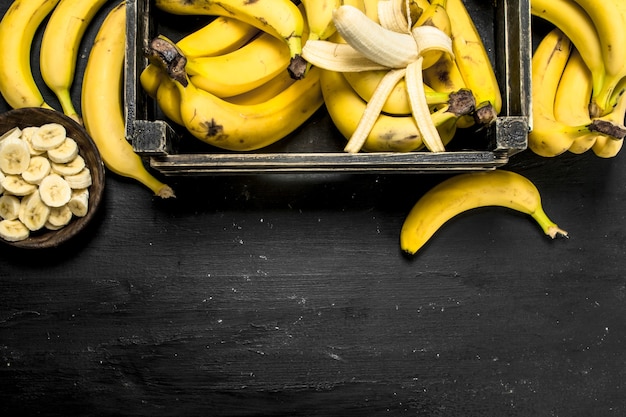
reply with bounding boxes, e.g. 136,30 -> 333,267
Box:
1,1 -> 625,416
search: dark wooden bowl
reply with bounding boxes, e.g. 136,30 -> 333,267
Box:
0,108 -> 105,249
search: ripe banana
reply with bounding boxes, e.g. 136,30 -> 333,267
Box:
154,0 -> 307,79
400,170 -> 568,255
530,0 -> 607,117
553,47 -> 597,155
81,2 -> 175,198
302,0 -> 342,41
176,16 -> 259,58
184,31 -> 291,98
412,0 -> 450,68
589,87 -> 626,158
224,69 -> 296,105
377,0 -> 425,31
0,0 -> 59,110
39,0 -> 109,124
321,68 -> 426,152
446,0 -> 501,123
148,36 -> 324,151
140,63 -> 184,125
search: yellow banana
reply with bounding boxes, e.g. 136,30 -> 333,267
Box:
184,32 -> 291,98
589,86 -> 626,157
446,0 -> 501,123
301,0 -> 342,41
569,0 -> 626,115
147,37 -> 324,151
377,0 -> 426,31
412,0 -> 450,69
361,0 -> 381,22
400,170 -> 568,255
0,0 -> 59,110
139,64 -> 184,126
39,0 -> 109,124
553,47 -> 597,155
82,2 -> 175,198
321,68 -> 424,152
154,0 -> 307,79
176,16 -> 259,58
530,0 -> 607,117
528,28 -> 588,157
224,70 -> 296,105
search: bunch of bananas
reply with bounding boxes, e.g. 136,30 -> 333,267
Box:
301,0 -> 502,153
530,0 -> 626,158
0,0 -> 174,198
145,0 -> 324,152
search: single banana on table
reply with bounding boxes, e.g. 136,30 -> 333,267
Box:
0,0 -> 59,110
39,0 -> 109,125
400,170 -> 568,255
147,36 -> 324,152
154,0 -> 308,79
176,15 -> 259,58
81,2 -> 175,198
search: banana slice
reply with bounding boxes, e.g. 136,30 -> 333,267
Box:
30,123 -> 67,151
0,194 -> 20,220
0,170 -> 5,195
21,127 -> 45,156
64,167 -> 92,189
47,204 -> 73,228
0,137 -> 31,174
19,191 -> 51,231
0,127 -> 22,142
51,154 -> 85,176
47,137 -> 78,164
1,174 -> 37,196
21,155 -> 52,184
38,173 -> 72,207
67,188 -> 89,217
0,219 -> 30,241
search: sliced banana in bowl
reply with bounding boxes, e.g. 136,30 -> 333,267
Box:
0,107 -> 105,249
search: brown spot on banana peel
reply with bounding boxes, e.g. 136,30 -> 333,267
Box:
148,36 -> 188,87
473,101 -> 497,126
447,89 -> 475,116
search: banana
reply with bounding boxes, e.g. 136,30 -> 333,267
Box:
31,123 -> 67,151
569,0 -> 626,111
446,0 -> 501,123
184,31 -> 291,98
63,167 -> 92,189
67,188 -> 89,217
553,47 -> 597,155
148,36 -> 324,151
21,155 -> 52,185
39,0 -> 109,124
0,137 -> 31,175
46,204 -> 73,229
0,0 -> 58,110
20,127 -> 45,156
154,0 -> 307,79
38,173 -> 72,207
47,137 -> 79,164
320,68 -> 425,152
377,0 -> 425,32
19,191 -> 51,231
0,194 -> 20,220
530,0 -> 607,117
400,170 -> 568,255
176,16 -> 259,58
51,155 -> 86,176
589,87 -> 626,158
302,0 -> 342,41
528,28 -> 589,157
412,0 -> 450,68
81,2 -> 175,198
1,175 -> 37,196
0,219 -> 30,241
224,69 -> 296,106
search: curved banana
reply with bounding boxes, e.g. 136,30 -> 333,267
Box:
553,47 -> 597,155
343,69 -> 452,115
184,31 -> 291,98
573,0 -> 626,115
224,70 -> 296,105
0,0 -> 59,110
82,2 -> 175,198
154,0 -> 307,79
412,0 -> 450,69
589,86 -> 626,158
530,0 -> 607,117
139,64 -> 184,126
446,0 -> 501,123
39,0 -> 109,124
176,16 -> 259,58
321,68 -> 423,152
147,37 -> 324,151
400,170 -> 568,255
